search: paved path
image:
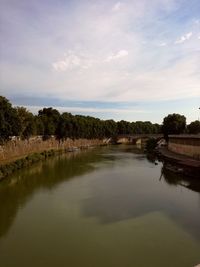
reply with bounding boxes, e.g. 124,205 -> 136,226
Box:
158,147 -> 200,169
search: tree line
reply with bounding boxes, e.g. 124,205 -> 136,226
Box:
0,96 -> 199,143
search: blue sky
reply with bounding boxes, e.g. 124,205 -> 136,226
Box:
0,0 -> 200,123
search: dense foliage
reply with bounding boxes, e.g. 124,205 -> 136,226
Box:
0,96 -> 21,143
0,96 -> 163,143
187,120 -> 200,134
1,96 -> 199,143
162,113 -> 186,140
145,138 -> 158,152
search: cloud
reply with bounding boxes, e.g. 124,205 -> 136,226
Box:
53,49 -> 129,71
1,0 -> 200,109
3,51 -> 199,103
112,2 -> 123,11
105,50 -> 129,62
175,32 -> 193,44
52,51 -> 93,72
158,42 -> 167,47
22,105 -> 146,115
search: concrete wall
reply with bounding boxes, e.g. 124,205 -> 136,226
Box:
168,136 -> 200,160
0,136 -> 104,163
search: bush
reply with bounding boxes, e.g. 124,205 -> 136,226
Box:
145,138 -> 158,152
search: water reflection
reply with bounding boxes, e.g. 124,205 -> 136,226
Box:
0,149 -> 105,239
161,166 -> 200,193
81,147 -> 200,240
0,145 -> 200,243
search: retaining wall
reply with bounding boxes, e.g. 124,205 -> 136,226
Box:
168,135 -> 200,160
0,136 -> 104,164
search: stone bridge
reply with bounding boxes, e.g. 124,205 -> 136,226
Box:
111,134 -> 163,145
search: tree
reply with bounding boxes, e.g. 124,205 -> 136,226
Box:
15,107 -> 36,139
162,113 -> 186,140
187,120 -> 200,134
56,112 -> 73,140
153,123 -> 162,134
134,121 -> 144,134
117,120 -> 132,135
103,120 -> 117,137
38,108 -> 60,137
0,96 -> 21,143
0,95 -> 173,143
34,116 -> 44,135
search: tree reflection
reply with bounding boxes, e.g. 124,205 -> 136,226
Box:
0,148 -> 106,239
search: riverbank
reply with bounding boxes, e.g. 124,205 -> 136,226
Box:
0,138 -> 105,181
0,136 -> 105,163
158,147 -> 200,178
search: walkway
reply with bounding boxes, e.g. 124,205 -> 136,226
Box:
158,147 -> 200,169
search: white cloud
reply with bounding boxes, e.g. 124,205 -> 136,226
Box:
52,61 -> 69,72
2,52 -> 199,103
52,51 -> 93,72
112,2 -> 123,11
158,42 -> 167,47
105,50 -> 129,62
22,105 -> 146,115
53,49 -> 130,72
198,36 -> 200,40
1,0 -> 200,109
175,32 -> 193,44
112,55 -> 200,102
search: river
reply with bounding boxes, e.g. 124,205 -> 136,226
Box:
0,145 -> 200,267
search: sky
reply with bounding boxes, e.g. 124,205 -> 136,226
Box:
0,0 -> 200,123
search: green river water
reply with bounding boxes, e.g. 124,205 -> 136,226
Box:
0,145 -> 200,267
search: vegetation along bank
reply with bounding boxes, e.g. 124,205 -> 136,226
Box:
0,95 -> 200,179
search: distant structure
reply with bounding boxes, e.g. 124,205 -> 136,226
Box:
114,134 -> 162,145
